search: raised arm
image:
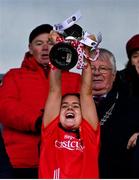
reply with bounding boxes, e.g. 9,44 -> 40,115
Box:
43,68 -> 62,127
80,60 -> 99,130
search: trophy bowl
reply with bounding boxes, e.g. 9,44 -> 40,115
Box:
49,42 -> 78,70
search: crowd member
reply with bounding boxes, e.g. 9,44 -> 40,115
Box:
118,34 -> 139,97
0,130 -> 14,178
90,48 -> 139,178
39,58 -> 100,178
121,34 -> 139,178
127,132 -> 139,178
0,24 -> 81,178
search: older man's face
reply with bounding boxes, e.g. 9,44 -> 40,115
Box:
29,33 -> 53,67
91,58 -> 116,96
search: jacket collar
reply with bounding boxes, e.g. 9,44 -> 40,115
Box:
21,52 -> 41,71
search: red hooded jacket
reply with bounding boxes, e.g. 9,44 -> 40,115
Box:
0,52 -> 81,168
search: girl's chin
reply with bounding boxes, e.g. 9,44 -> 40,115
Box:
64,124 -> 74,129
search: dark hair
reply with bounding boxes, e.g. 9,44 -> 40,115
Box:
126,57 -> 133,69
29,24 -> 53,43
126,48 -> 139,69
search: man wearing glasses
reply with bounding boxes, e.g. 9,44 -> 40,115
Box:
90,48 -> 139,178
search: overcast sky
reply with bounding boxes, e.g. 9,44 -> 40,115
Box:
0,0 -> 139,73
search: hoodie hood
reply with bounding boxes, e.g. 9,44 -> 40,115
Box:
21,52 -> 41,71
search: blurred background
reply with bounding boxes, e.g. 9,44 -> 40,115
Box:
0,0 -> 139,75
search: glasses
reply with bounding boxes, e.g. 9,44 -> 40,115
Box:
91,65 -> 112,74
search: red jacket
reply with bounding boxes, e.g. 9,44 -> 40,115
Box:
0,52 -> 81,168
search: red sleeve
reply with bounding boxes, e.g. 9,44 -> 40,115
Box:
0,70 -> 42,132
42,116 -> 59,140
81,119 -> 100,148
80,120 -> 100,178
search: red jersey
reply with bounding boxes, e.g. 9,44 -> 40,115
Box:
39,116 -> 100,178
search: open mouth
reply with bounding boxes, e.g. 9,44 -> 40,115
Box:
41,54 -> 49,59
65,113 -> 75,119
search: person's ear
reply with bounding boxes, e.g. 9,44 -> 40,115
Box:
29,44 -> 33,55
112,72 -> 116,82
